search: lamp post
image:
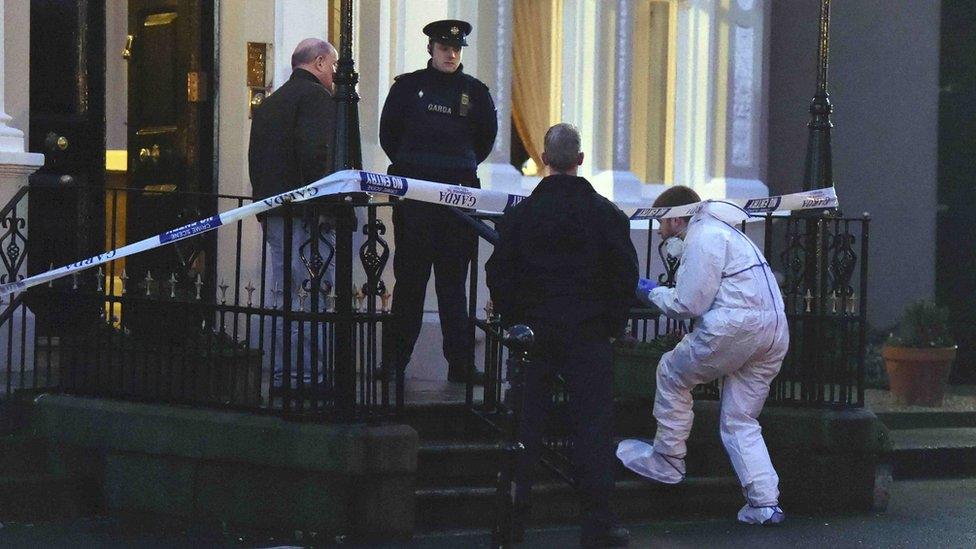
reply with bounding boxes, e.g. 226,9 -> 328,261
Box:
802,0 -> 832,191
799,0 -> 834,403
333,0 -> 362,171
332,0 -> 361,418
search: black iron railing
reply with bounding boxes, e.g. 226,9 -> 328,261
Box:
0,185 -> 400,421
468,212 -> 870,413
474,210 -> 869,541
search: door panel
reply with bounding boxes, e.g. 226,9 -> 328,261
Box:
28,0 -> 106,335
937,0 -> 976,382
124,0 -> 215,338
28,0 -> 106,271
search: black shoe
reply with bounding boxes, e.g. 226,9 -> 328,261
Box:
581,526 -> 630,548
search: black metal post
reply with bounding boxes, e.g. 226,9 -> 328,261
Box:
491,325 -> 534,548
803,0 -> 833,191
332,0 -> 362,418
333,0 -> 362,171
798,0 -> 835,403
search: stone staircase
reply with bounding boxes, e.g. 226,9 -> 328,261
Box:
876,406 -> 976,480
404,402 -> 743,534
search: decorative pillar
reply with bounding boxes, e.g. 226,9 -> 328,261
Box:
477,0 -> 522,193
589,0 -> 642,203
0,0 -> 44,376
611,0 -> 634,174
695,0 -> 770,200
0,0 -> 44,209
803,0 -> 833,191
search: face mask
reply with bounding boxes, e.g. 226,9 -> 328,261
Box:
665,236 -> 686,259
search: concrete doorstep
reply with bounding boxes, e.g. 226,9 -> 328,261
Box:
869,386 -> 976,480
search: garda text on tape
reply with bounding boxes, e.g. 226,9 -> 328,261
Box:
0,170 -> 838,296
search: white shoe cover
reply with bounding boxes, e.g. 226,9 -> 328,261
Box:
737,504 -> 785,526
615,439 -> 685,484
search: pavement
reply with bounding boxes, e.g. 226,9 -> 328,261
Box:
0,478 -> 974,548
409,478 -> 976,549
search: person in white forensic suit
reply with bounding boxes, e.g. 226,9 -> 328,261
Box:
617,185 -> 789,526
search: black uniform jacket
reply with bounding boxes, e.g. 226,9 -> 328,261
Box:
248,69 -> 335,213
379,62 -> 497,186
486,175 -> 640,338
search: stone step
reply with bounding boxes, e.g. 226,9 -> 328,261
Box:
401,403 -> 496,441
417,439 -> 504,487
890,427 -> 976,479
417,438 -> 735,488
0,473 -> 96,521
876,410 -> 976,430
415,476 -> 742,533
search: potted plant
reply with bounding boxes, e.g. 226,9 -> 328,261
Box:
881,300 -> 957,406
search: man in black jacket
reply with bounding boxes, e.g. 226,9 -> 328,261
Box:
379,20 -> 498,383
486,124 -> 638,547
248,38 -> 338,390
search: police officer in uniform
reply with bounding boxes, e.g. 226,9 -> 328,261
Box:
486,124 -> 637,547
380,20 -> 498,382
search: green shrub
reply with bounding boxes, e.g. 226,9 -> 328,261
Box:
886,300 -> 955,348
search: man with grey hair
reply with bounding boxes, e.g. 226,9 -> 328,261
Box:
248,38 -> 339,394
486,123 -> 638,547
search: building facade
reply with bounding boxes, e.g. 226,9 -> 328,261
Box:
0,0 -> 954,379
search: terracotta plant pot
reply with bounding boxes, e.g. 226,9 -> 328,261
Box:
881,345 -> 957,407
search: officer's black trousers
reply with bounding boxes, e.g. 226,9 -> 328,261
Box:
390,200 -> 477,374
514,322 -> 616,536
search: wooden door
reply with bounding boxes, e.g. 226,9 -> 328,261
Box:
28,0 -> 106,275
124,0 -> 215,303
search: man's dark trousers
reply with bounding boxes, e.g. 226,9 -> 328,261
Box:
390,199 -> 477,374
514,320 -> 616,537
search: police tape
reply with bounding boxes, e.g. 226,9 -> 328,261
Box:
0,169 -> 837,297
626,186 -> 838,221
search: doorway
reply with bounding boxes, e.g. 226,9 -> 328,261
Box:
28,0 -> 217,336
122,0 -> 216,313
936,0 -> 976,383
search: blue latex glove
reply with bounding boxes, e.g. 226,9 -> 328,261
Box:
635,277 -> 657,306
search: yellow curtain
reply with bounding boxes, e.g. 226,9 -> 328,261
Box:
512,0 -> 562,172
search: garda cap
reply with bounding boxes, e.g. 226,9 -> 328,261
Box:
423,19 -> 471,48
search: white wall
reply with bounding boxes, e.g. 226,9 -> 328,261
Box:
273,0 -> 330,90
216,1 -> 276,303
4,0 -> 30,142
767,0 -> 941,328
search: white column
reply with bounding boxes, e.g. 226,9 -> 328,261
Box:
612,0 -> 634,174
475,0 -> 522,193
671,0 -> 768,200
356,0 -> 390,173
561,0 -> 597,160
0,0 -> 43,170
671,0 -> 713,192
0,0 -> 44,375
0,0 -> 38,161
586,0 -> 643,204
697,0 -> 769,200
